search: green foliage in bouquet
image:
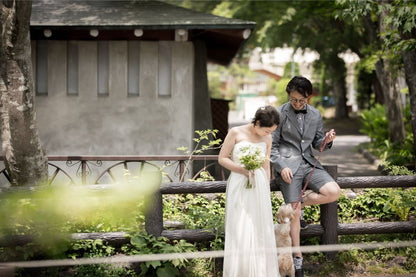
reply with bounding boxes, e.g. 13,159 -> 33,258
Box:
238,145 -> 266,171
237,145 -> 266,188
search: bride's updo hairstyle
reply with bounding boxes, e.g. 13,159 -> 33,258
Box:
251,105 -> 280,127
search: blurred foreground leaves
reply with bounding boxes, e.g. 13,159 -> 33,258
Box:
0,169 -> 162,255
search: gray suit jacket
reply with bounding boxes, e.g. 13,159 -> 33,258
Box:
270,102 -> 332,176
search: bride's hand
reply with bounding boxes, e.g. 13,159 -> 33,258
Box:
243,169 -> 251,178
248,170 -> 254,179
240,168 -> 252,178
234,165 -> 249,177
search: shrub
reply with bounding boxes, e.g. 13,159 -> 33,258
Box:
338,188 -> 416,223
360,104 -> 415,167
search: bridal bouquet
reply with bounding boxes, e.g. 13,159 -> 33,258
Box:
238,145 -> 266,189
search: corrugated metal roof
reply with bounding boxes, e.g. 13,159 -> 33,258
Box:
31,0 -> 256,29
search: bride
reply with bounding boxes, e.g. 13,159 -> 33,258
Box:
219,105 -> 280,277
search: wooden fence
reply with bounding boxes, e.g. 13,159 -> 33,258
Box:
0,156 -> 415,250
149,165 -> 416,246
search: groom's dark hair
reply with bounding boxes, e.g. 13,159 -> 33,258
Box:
252,105 -> 280,127
286,76 -> 313,98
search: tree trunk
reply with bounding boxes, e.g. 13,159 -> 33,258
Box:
333,76 -> 349,119
374,60 -> 405,143
372,77 -> 384,105
374,2 -> 405,143
362,14 -> 384,107
402,48 -> 416,167
327,57 -> 349,119
0,1 -> 48,186
362,8 -> 405,142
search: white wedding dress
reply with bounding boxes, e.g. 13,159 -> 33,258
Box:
223,141 -> 280,277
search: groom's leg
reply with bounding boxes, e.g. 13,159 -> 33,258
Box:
302,181 -> 340,206
301,167 -> 340,206
290,202 -> 302,257
290,202 -> 304,277
278,168 -> 306,257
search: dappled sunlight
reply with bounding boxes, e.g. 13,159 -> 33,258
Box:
0,169 -> 162,252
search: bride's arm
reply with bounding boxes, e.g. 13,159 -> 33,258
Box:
218,128 -> 249,177
263,135 -> 272,180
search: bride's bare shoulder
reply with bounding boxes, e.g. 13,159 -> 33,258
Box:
230,125 -> 248,137
230,124 -> 249,133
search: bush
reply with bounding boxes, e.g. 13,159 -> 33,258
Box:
338,188 -> 416,222
360,104 -> 415,167
360,104 -> 389,145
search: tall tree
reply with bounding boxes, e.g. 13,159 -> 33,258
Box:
267,1 -> 352,118
338,0 -> 407,143
177,0 -> 415,158
402,37 -> 416,166
0,0 -> 48,186
182,1 -> 357,118
377,0 -> 406,143
386,0 -> 416,164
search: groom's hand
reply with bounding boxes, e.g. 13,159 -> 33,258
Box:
326,129 -> 336,143
281,167 -> 293,184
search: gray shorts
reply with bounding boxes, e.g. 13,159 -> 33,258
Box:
276,160 -> 335,203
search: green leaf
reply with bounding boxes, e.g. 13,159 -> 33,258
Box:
156,263 -> 179,277
146,260 -> 162,269
130,236 -> 147,248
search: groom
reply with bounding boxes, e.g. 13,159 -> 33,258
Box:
270,76 -> 340,277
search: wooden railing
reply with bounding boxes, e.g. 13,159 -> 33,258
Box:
152,166 -> 416,246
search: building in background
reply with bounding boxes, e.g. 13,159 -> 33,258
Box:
27,0 -> 255,155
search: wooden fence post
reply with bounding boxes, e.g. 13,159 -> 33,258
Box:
321,165 -> 339,259
144,172 -> 164,237
145,189 -> 163,237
